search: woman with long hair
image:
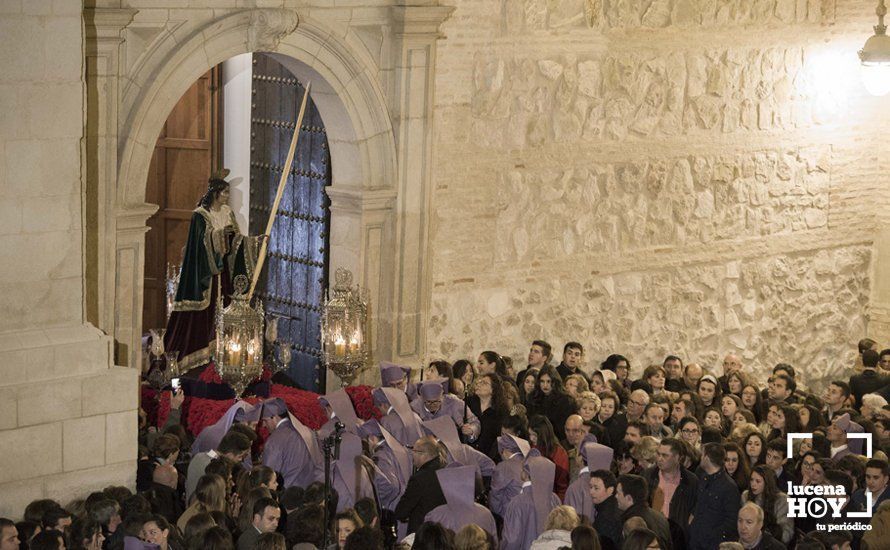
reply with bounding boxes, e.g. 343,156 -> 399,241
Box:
740,384 -> 765,424
795,404 -> 826,432
68,519 -> 104,550
743,432 -> 767,467
766,403 -> 801,441
742,465 -> 793,545
425,360 -> 459,396
527,365 -> 576,441
727,371 -> 751,397
723,442 -> 750,492
528,415 -> 569,500
334,509 -> 363,549
467,372 -> 510,459
518,368 -> 539,406
177,474 -> 227,532
452,359 -> 475,390
477,351 -> 513,382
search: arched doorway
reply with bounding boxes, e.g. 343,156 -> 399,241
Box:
141,52 -> 332,391
88,6 -> 450,378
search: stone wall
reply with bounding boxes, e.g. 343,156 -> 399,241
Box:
0,0 -> 138,517
429,0 -> 890,388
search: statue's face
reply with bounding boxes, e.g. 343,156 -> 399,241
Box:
215,187 -> 231,206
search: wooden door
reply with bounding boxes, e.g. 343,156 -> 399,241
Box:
144,67 -> 223,333
249,53 -> 331,392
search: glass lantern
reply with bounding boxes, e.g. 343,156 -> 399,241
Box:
215,275 -> 265,396
321,268 -> 370,387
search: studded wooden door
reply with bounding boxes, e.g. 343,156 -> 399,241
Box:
249,53 -> 330,392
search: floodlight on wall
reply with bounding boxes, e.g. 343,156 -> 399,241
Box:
859,0 -> 890,96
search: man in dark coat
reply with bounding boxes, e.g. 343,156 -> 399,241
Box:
616,474 -> 672,549
590,469 -> 622,550
850,349 -> 889,408
689,443 -> 741,549
643,438 -> 698,547
737,502 -> 786,550
393,435 -> 446,534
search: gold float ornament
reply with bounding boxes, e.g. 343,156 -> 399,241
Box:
322,268 -> 370,387
215,275 -> 265,396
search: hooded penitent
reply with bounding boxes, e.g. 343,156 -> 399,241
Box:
372,386 -> 425,447
318,388 -> 360,432
191,400 -> 256,455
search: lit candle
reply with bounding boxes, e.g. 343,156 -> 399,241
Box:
229,341 -> 242,366
334,335 -> 346,357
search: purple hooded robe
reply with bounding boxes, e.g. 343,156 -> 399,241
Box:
191,400 -> 259,455
425,465 -> 499,547
411,379 -> 481,439
422,416 -> 495,478
318,388 -> 361,437
500,456 -> 561,550
380,361 -> 418,401
357,419 -> 413,511
261,398 -> 323,489
332,432 -> 378,512
373,387 -> 425,448
490,435 -> 539,517
564,442 -> 613,522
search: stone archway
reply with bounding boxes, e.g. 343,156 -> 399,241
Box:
86,5 -> 452,377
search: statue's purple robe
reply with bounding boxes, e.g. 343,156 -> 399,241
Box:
262,414 -> 322,489
373,387 -> 425,448
564,442 -> 613,523
500,457 -> 561,550
425,465 -> 499,547
332,432 -> 377,512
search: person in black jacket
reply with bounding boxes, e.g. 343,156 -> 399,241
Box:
615,474 -> 673,550
393,436 -> 446,534
850,349 -> 889,408
643,438 -> 698,548
526,365 -> 577,441
689,443 -> 741,550
590,470 -> 622,550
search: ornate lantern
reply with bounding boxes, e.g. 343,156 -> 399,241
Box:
215,275 -> 265,396
321,268 -> 370,387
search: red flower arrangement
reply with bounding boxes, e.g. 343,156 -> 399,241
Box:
154,365 -> 379,436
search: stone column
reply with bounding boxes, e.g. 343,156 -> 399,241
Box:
389,4 -> 454,366
326,187 -> 397,388
84,7 -> 141,365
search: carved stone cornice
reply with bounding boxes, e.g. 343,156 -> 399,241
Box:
84,8 -> 139,43
116,203 -> 159,232
326,187 -> 397,213
247,8 -> 300,52
391,5 -> 454,37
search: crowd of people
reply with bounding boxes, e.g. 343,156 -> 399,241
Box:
5,339 -> 890,550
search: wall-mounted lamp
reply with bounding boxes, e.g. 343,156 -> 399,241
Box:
860,0 -> 890,96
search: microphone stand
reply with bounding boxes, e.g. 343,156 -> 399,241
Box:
321,421 -> 344,549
